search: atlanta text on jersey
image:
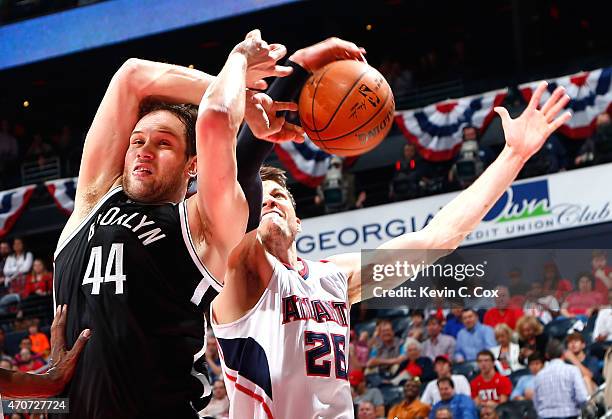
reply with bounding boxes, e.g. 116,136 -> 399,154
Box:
282,295 -> 349,327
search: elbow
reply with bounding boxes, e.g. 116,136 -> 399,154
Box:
113,58 -> 147,98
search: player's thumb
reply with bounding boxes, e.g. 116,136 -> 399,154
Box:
494,107 -> 511,125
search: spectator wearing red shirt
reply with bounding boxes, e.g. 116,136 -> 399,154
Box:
23,258 -> 52,299
541,261 -> 572,302
484,286 -> 523,329
562,272 -> 605,317
592,250 -> 612,301
16,348 -> 44,372
471,350 -> 512,407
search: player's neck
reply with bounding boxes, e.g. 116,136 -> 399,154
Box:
268,241 -> 299,268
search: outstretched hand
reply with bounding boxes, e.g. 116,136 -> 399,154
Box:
245,90 -> 304,143
233,29 -> 293,90
495,81 -> 572,161
289,37 -> 367,73
46,305 -> 90,393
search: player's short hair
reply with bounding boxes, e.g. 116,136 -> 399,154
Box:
138,98 -> 198,159
260,166 -> 296,208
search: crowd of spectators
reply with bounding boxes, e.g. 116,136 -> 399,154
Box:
337,251 -> 612,419
0,237 -> 54,391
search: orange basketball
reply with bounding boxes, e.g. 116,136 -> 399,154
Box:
298,60 -> 395,157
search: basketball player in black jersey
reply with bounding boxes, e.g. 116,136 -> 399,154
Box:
52,30 -> 302,418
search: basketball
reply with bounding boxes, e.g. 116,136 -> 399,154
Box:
298,60 -> 395,157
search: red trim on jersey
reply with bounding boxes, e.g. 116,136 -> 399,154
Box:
225,372 -> 274,419
281,258 -> 309,279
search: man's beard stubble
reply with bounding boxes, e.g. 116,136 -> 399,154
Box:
122,169 -> 185,204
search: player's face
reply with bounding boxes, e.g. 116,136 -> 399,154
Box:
259,180 -> 301,245
123,111 -> 194,203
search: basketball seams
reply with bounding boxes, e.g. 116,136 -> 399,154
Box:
314,91 -> 392,142
312,68 -> 370,133
310,65 -> 335,143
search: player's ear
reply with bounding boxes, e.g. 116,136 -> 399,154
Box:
295,217 -> 302,233
187,156 -> 197,178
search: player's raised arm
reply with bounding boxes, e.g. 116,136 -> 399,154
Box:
189,30 -> 291,261
74,59 -> 217,216
329,81 -> 572,304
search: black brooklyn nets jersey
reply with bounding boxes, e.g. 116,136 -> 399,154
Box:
53,187 -> 221,419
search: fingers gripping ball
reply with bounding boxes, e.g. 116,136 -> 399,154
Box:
298,60 -> 395,157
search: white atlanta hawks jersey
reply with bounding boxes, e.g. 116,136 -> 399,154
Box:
211,257 -> 353,419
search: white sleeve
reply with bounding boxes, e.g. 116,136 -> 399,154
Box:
3,256 -> 16,278
421,382 -> 434,405
593,311 -> 604,342
454,375 -> 472,396
19,252 -> 33,274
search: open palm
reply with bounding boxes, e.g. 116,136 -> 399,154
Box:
494,81 -> 571,161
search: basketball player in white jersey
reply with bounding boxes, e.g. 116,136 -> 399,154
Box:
211,62 -> 572,418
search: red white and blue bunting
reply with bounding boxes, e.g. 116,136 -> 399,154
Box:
0,185 -> 36,238
45,177 -> 77,216
274,136 -> 333,187
395,89 -> 507,161
519,67 -> 612,139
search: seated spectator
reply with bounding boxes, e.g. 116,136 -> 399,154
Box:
16,348 -> 45,372
507,267 -> 530,301
490,323 -> 523,375
28,324 -> 50,359
593,288 -> 612,342
585,112 -> 612,165
471,350 -> 512,407
23,258 -> 52,299
0,240 -> 11,288
366,319 -> 407,381
422,317 -> 455,361
421,355 -> 471,406
198,379 -> 229,418
454,309 -> 496,362
591,249 -> 612,300
315,156 -> 366,214
510,351 -> 545,401
14,337 -> 41,363
393,339 -> 435,384
25,132 -> 54,165
350,330 -> 371,371
387,377 -> 431,419
443,306 -> 465,338
561,272 -> 605,318
517,315 -> 548,366
429,377 -> 477,419
541,261 -> 572,302
350,370 -> 385,417
483,286 -> 523,329
564,332 -> 601,393
402,309 -> 426,342
2,238 -> 33,285
357,400 -> 377,419
479,404 -> 499,419
533,339 -> 588,419
205,334 -> 222,382
522,281 -> 560,324
432,407 -> 453,419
